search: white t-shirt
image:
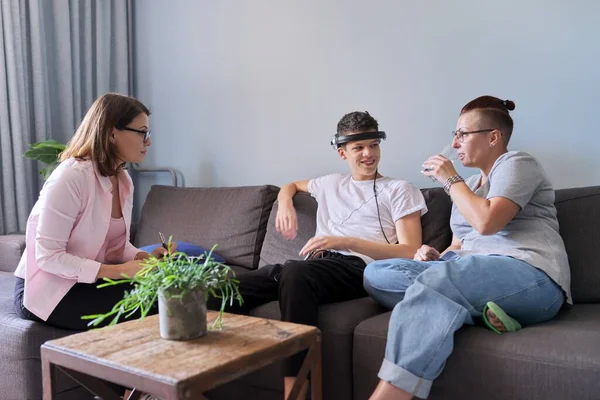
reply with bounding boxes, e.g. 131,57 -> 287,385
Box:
307,173 -> 427,263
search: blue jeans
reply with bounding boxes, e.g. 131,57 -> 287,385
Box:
363,252 -> 565,399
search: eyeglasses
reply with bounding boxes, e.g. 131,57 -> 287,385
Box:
451,129 -> 495,143
119,126 -> 151,143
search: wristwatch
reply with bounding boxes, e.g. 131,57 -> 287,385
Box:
443,175 -> 464,194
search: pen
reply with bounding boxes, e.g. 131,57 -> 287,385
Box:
159,232 -> 168,250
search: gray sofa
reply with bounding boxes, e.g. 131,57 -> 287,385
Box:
0,183 -> 599,400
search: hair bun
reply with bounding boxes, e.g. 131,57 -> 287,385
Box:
502,99 -> 516,111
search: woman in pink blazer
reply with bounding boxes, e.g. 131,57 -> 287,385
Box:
13,93 -> 173,330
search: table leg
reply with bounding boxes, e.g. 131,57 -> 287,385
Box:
41,351 -> 55,400
286,334 -> 322,400
57,367 -> 122,400
310,334 -> 322,400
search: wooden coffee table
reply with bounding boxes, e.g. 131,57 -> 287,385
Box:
41,312 -> 321,400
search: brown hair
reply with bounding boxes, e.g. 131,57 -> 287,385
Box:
460,95 -> 515,144
337,111 -> 379,135
60,93 -> 150,176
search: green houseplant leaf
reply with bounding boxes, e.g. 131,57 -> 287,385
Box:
23,140 -> 67,180
82,243 -> 243,330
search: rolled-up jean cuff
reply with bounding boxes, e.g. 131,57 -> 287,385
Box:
378,358 -> 433,399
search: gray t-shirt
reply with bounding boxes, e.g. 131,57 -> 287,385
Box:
450,151 -> 572,303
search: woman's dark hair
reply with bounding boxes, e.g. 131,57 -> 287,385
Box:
460,96 -> 515,144
60,93 -> 150,176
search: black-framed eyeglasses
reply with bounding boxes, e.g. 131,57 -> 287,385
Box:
451,129 -> 495,143
119,126 -> 151,143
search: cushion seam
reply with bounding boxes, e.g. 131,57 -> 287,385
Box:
455,347 -> 600,371
555,192 -> 600,204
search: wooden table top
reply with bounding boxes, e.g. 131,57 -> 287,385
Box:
42,312 -> 319,394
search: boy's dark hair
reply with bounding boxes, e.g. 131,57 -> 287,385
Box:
337,111 -> 379,136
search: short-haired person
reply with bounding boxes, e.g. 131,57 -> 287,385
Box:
208,111 -> 427,394
364,96 -> 570,400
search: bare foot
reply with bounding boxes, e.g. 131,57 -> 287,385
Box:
284,376 -> 308,399
486,309 -> 507,332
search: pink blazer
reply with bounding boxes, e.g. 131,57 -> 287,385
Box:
14,158 -> 141,321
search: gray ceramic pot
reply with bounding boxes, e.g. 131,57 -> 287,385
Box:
158,286 -> 207,340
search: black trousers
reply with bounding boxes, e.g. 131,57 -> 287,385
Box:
13,277 -> 157,331
207,251 -> 367,374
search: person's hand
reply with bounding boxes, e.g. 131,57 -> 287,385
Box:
151,241 -> 178,259
413,245 -> 440,262
98,260 -> 147,280
299,236 -> 349,257
422,154 -> 458,184
276,201 -> 298,240
118,260 -> 145,278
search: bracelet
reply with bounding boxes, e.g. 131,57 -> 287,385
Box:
443,174 -> 464,194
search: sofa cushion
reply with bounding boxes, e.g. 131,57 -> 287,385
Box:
259,188 -> 452,267
353,304 -> 600,400
258,193 -> 317,268
139,241 -> 226,262
136,185 -> 278,270
420,188 -> 452,251
0,273 -> 87,399
0,234 -> 26,273
554,186 -> 600,303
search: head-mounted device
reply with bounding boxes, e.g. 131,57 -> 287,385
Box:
330,131 -> 387,149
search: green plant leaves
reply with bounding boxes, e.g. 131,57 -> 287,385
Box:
40,162 -> 60,180
23,140 -> 67,180
82,244 -> 243,330
24,140 -> 66,163
27,139 -> 65,149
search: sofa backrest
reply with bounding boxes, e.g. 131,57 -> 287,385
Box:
135,185 -> 278,270
258,188 -> 453,267
555,186 -> 600,304
135,183 -> 599,302
259,193 -> 317,268
420,188 -> 453,251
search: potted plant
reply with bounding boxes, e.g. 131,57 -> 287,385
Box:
23,139 -> 66,180
83,243 -> 243,340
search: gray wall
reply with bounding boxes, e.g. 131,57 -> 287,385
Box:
132,0 -> 600,212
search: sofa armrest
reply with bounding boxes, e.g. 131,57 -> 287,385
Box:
0,234 -> 26,273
